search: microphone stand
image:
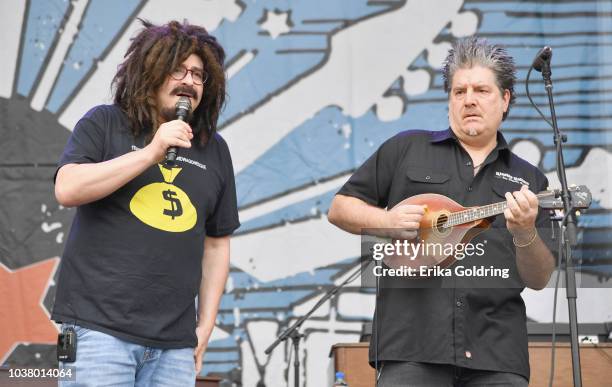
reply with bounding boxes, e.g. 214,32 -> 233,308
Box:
264,262 -> 363,387
540,58 -> 583,387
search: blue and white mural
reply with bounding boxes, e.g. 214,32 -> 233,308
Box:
1,0 -> 611,385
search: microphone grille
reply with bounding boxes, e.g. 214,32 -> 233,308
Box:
175,96 -> 192,112
533,46 -> 553,72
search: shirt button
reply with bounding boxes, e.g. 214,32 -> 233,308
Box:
465,351 -> 472,359
425,175 -> 431,180
466,161 -> 472,166
467,186 -> 473,192
456,299 -> 463,307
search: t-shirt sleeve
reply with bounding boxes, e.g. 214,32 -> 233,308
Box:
336,136 -> 400,209
55,110 -> 106,181
205,136 -> 240,237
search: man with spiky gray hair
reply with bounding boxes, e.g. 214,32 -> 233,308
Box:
329,37 -> 555,386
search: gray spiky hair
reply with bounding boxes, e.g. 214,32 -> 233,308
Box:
442,36 -> 517,120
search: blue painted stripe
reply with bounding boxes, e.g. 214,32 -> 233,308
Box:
577,265 -> 612,276
239,190 -> 336,232
204,351 -> 239,362
577,213 -> 612,228
456,34 -> 612,48
227,267 -> 341,291
479,14 -> 612,35
208,336 -> 240,349
216,311 -> 282,326
503,131 -> 612,147
218,0 -> 384,123
464,1 -> 606,13
541,149 -> 584,170
575,248 -> 612,259
581,229 -> 612,245
220,290 -> 313,310
45,0 -> 140,112
511,103 -> 612,117
505,118 -> 612,130
201,362 -> 238,374
17,0 -> 70,97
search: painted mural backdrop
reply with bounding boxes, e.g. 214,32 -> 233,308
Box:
1,0 -> 611,385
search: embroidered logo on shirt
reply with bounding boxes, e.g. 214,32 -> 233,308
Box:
176,156 -> 206,171
129,164 -> 198,232
131,146 -> 207,171
495,171 -> 529,186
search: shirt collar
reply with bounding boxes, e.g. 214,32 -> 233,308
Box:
430,127 -> 511,165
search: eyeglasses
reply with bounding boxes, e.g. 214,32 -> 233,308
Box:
170,66 -> 208,85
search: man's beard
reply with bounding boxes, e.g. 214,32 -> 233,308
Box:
159,85 -> 197,123
159,105 -> 193,123
466,127 -> 478,136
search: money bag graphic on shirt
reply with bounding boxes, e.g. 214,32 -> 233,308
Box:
129,164 -> 197,232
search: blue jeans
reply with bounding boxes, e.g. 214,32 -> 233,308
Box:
58,324 -> 196,387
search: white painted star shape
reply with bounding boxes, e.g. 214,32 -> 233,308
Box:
260,9 -> 291,39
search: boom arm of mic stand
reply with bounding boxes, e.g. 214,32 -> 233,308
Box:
264,264 -> 361,387
264,264 -> 361,355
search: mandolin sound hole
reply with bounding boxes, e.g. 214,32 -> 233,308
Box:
435,213 -> 449,233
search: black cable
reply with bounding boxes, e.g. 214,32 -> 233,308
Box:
525,65 -> 554,129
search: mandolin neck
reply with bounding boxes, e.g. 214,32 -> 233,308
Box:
446,191 -> 554,227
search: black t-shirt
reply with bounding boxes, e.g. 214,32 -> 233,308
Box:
338,128 -> 555,380
52,105 -> 240,348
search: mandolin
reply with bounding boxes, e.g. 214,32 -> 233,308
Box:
382,185 -> 591,270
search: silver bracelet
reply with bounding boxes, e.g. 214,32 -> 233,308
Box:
513,229 -> 538,248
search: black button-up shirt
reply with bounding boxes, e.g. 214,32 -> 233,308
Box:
337,128 -> 554,380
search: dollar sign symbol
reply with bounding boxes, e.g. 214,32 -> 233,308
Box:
162,189 -> 183,219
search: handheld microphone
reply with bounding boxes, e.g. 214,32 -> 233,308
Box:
165,96 -> 192,166
532,46 -> 552,72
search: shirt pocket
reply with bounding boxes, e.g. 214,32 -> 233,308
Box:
404,168 -> 450,197
491,179 -> 524,200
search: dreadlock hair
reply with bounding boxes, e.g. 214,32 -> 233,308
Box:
113,19 -> 226,144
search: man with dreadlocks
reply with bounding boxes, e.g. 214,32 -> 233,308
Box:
329,37 -> 556,386
52,20 -> 239,385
